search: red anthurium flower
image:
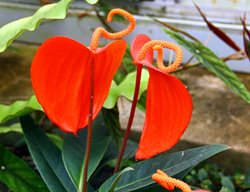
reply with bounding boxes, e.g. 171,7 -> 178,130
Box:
31,9 -> 135,134
131,34 -> 193,160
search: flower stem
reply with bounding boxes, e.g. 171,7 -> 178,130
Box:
82,59 -> 95,192
114,65 -> 142,173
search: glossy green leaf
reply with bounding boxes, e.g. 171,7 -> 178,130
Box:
46,133 -> 64,149
164,29 -> 250,103
62,115 -> 111,191
0,0 -> 72,53
20,115 -> 76,192
0,95 -> 42,123
0,144 -> 49,192
99,144 -> 229,192
85,0 -> 99,4
93,139 -> 138,176
102,105 -> 122,147
100,167 -> 134,192
104,69 -> 149,109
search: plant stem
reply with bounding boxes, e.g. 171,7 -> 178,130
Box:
114,65 -> 142,173
82,59 -> 95,192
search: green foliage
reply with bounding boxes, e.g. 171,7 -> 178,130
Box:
102,106 -> 122,147
0,0 -> 72,53
184,163 -> 250,192
20,115 -> 76,192
104,69 -> 149,109
221,176 -> 236,192
0,123 -> 22,134
98,139 -> 138,172
0,144 -> 49,192
99,167 -> 134,192
132,167 -> 194,192
164,29 -> 250,104
100,145 -> 228,191
62,115 -> 111,191
0,96 -> 42,124
0,123 -> 63,149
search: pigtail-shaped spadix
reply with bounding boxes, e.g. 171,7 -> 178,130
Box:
137,40 -> 183,73
152,170 -> 192,192
90,8 -> 136,51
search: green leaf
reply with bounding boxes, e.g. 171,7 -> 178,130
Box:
99,144 -> 229,192
0,95 -> 42,124
99,167 -> 134,192
62,115 -> 111,191
0,0 -> 72,53
102,105 -> 122,147
0,123 -> 22,134
0,144 -> 49,192
164,29 -> 250,104
85,0 -> 99,5
197,168 -> 208,181
130,167 -> 194,192
93,139 -> 138,177
220,186 -> 233,192
0,123 -> 63,149
46,132 -> 64,149
20,115 -> 76,192
104,69 -> 149,109
221,176 -> 235,192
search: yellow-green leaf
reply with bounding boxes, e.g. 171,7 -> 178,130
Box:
0,0 -> 72,53
0,95 -> 42,123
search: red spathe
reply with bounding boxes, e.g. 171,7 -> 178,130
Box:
31,36 -> 126,134
130,34 -> 193,160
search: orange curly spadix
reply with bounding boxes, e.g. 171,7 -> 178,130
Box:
152,170 -> 192,192
90,8 -> 136,51
137,40 -> 183,73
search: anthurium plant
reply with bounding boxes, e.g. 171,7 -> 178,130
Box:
3,0 -> 250,192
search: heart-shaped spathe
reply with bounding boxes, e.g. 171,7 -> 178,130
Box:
31,36 -> 126,134
130,34 -> 193,160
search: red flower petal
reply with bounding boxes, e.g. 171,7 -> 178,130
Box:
88,39 -> 127,127
130,34 -> 153,64
135,63 -> 193,160
31,36 -> 126,133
